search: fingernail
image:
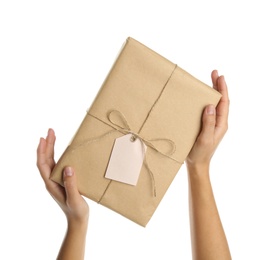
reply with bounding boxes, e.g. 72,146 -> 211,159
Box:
207,105 -> 215,115
64,167 -> 73,177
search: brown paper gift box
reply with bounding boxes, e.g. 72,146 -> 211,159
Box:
50,37 -> 221,227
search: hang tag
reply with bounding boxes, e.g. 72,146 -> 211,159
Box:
105,134 -> 147,186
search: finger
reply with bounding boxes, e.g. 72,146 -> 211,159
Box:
45,128 -> 56,163
198,105 -> 216,143
37,137 -> 51,180
37,129 -> 56,182
37,137 -> 46,165
215,76 -> 229,135
217,76 -> 229,103
211,70 -> 219,89
63,167 -> 81,206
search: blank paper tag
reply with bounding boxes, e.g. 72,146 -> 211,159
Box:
105,134 -> 147,186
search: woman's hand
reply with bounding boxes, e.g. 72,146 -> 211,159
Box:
36,128 -> 89,224
37,128 -> 89,260
186,70 -> 230,171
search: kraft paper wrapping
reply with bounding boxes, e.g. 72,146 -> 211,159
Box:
50,37 -> 222,227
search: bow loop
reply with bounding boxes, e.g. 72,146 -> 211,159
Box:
108,110 -> 131,131
145,138 -> 176,157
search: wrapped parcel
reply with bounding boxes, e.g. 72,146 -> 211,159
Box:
50,37 -> 221,227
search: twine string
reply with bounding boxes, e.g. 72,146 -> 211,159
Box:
69,109 -> 181,198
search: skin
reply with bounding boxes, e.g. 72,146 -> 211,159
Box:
37,129 -> 89,260
36,70 -> 231,259
186,70 -> 231,259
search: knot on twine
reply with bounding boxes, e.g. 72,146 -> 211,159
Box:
107,110 -> 177,157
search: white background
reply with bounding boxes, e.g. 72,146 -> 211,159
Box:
1,1 -> 272,259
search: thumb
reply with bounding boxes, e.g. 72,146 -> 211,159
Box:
199,105 -> 216,141
63,167 -> 80,203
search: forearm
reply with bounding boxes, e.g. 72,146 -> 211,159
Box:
187,165 -> 231,260
57,219 -> 88,260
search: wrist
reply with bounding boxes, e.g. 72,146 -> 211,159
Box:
186,162 -> 210,178
67,215 -> 89,231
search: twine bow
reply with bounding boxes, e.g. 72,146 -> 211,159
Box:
106,110 -> 177,158
69,109 -> 181,199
